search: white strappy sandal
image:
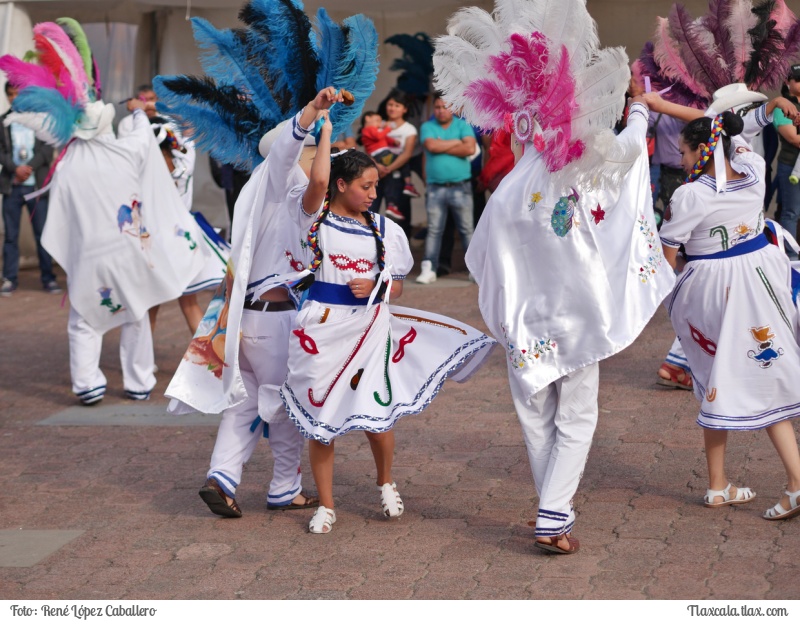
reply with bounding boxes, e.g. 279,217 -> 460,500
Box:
703,483 -> 756,508
308,506 -> 336,534
378,482 -> 404,518
763,489 -> 800,521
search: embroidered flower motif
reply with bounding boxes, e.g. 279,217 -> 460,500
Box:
98,286 -> 123,314
528,192 -> 543,211
637,214 -> 663,283
591,204 -> 605,225
501,324 -> 557,369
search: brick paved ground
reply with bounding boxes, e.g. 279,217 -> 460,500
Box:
1,264 -> 799,600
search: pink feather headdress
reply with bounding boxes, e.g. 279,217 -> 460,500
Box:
433,0 -> 632,185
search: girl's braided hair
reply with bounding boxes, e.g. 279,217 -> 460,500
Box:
297,150 -> 383,291
681,111 -> 744,184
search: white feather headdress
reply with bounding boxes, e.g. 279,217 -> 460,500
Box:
433,0 -> 635,190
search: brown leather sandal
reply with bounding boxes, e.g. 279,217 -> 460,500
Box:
199,477 -> 242,518
534,533 -> 580,555
267,492 -> 320,511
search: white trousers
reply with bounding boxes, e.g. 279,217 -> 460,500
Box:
68,307 -> 155,401
508,362 -> 599,538
207,309 -> 305,506
664,336 -> 690,372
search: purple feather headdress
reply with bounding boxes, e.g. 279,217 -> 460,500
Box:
637,0 -> 800,109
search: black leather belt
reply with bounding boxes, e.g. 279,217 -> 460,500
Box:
243,299 -> 296,312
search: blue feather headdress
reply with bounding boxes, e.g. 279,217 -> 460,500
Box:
155,0 -> 379,172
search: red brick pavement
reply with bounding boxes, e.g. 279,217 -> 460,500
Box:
1,265 -> 798,600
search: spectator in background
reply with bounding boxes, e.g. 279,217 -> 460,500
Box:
117,84 -> 158,136
369,89 -> 417,232
0,83 -> 58,296
416,95 -> 476,285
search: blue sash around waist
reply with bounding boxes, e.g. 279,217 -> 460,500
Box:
685,233 -> 769,262
307,280 -> 377,306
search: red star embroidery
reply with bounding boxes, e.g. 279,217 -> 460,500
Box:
591,204 -> 605,224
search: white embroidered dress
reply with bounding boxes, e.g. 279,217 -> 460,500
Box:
280,211 -> 496,443
466,103 -> 676,402
660,135 -> 800,430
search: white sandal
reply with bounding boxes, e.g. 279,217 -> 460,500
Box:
308,506 -> 336,533
703,483 -> 756,508
378,482 -> 404,518
763,489 -> 800,521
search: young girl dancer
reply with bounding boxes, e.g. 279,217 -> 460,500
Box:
281,113 -> 495,534
657,98 -> 800,520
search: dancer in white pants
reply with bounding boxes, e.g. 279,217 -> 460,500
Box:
204,308 -> 307,511
436,2 -> 675,554
68,307 -> 156,404
508,363 -> 599,540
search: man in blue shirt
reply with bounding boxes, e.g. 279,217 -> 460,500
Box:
0,83 -> 58,295
416,94 -> 476,284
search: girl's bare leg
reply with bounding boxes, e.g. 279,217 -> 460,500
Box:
365,430 -> 395,486
309,439 -> 335,508
765,420 -> 800,509
703,428 -> 735,502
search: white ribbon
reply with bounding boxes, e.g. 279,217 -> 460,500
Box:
366,266 -> 393,310
713,137 -> 726,194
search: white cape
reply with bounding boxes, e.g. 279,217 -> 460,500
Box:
41,117 -> 207,333
466,106 -> 675,402
166,113 -> 312,414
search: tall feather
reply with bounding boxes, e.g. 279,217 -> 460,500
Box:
33,22 -> 90,103
752,19 -> 800,90
652,17 -> 710,99
154,75 -> 264,170
10,86 -> 82,146
433,34 -> 491,122
704,0 -> 735,69
769,0 -> 796,34
572,47 -> 630,136
0,55 -> 75,102
633,46 -> 704,108
327,14 -> 378,137
91,55 -> 102,100
56,18 -> 93,83
537,0 -> 599,70
446,7 -> 505,57
668,5 -> 728,93
725,0 -> 759,81
314,8 -> 345,92
190,18 -> 285,120
239,0 -> 320,111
